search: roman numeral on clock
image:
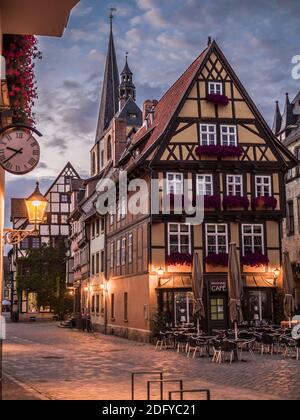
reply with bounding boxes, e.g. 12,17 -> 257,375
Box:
15,165 -> 21,173
5,162 -> 13,171
16,132 -> 24,139
28,158 -> 37,166
33,150 -> 39,156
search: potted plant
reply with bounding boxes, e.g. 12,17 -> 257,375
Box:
241,253 -> 269,268
205,253 -> 229,267
206,93 -> 229,106
196,145 -> 244,159
252,196 -> 277,210
223,195 -> 249,210
167,252 -> 193,266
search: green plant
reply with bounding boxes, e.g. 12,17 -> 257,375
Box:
151,311 -> 168,338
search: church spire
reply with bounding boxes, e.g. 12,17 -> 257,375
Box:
119,52 -> 136,109
95,9 -> 120,143
272,101 -> 282,136
280,93 -> 295,135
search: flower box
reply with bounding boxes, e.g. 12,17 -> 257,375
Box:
252,196 -> 277,210
167,253 -> 192,267
195,145 -> 244,159
207,93 -> 229,106
241,253 -> 269,267
204,195 -> 221,210
223,195 -> 249,210
205,253 -> 229,267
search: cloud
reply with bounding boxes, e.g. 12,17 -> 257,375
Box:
132,0 -> 168,28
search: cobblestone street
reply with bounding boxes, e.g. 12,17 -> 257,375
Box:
2,322 -> 300,400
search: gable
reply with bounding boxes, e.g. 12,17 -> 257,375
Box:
150,42 -> 297,168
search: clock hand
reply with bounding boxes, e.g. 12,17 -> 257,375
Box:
6,147 -> 23,154
3,148 -> 24,164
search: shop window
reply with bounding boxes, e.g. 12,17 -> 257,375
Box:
174,292 -> 193,327
28,292 -> 38,313
210,298 -> 225,321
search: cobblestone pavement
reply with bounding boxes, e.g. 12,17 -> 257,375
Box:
2,323 -> 300,400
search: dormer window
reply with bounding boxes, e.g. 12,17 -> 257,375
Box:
208,82 -> 223,95
129,113 -> 137,119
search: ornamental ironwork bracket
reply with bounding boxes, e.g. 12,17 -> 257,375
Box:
3,228 -> 38,245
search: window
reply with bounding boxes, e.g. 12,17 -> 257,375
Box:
111,294 -> 115,319
120,196 -> 126,220
206,224 -> 228,255
295,147 -> 300,176
92,255 -> 95,276
96,252 -> 100,274
124,292 -> 128,322
208,82 -> 223,95
96,295 -> 100,314
242,224 -> 264,255
107,137 -> 112,161
110,211 -> 114,226
32,238 -> 40,249
101,250 -> 104,273
220,125 -> 237,146
101,218 -> 105,233
128,233 -> 133,264
196,175 -> 213,196
287,202 -> 295,236
168,224 -> 191,254
91,222 -> 95,238
116,240 -> 121,267
210,298 -> 225,321
61,194 -> 69,203
200,124 -> 216,146
51,214 -> 58,224
61,214 -> 68,224
227,175 -> 243,196
167,173 -> 183,195
21,238 -> 30,250
117,202 -> 120,222
255,176 -> 271,197
101,150 -> 105,168
121,237 -> 126,266
110,242 -> 114,269
96,219 -> 100,236
91,295 -> 95,313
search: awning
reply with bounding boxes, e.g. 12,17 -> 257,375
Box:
245,276 -> 275,288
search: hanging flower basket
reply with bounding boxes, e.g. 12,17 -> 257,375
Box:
241,253 -> 269,267
205,253 -> 229,267
3,35 -> 42,125
252,196 -> 277,210
204,195 -> 221,209
207,93 -> 229,106
223,196 -> 249,210
195,145 -> 244,159
167,253 -> 193,266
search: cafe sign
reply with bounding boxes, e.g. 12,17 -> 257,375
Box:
209,279 -> 228,293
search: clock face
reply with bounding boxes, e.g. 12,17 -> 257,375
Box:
0,129 -> 40,175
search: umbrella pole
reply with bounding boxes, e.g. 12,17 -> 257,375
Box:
234,322 -> 238,341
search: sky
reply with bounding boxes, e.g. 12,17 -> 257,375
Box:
4,0 -> 300,227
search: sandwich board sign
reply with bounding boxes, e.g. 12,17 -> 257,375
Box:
0,316 -> 6,340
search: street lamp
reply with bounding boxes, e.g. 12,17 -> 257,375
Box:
4,182 -> 48,245
273,268 -> 280,286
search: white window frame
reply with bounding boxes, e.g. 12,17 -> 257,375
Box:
242,224 -> 264,255
220,125 -> 237,146
121,237 -> 126,266
116,240 -> 121,267
168,223 -> 191,255
205,224 -> 228,255
110,242 -> 114,269
120,196 -> 126,220
208,82 -> 223,95
226,175 -> 243,196
196,174 -> 213,196
166,173 -> 183,195
255,175 -> 272,197
199,124 -> 217,146
128,233 -> 133,264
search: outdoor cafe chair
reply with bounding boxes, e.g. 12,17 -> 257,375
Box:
155,332 -> 168,351
283,337 -> 298,360
175,333 -> 190,354
219,340 -> 236,364
238,338 -> 256,361
261,334 -> 275,355
211,339 -> 223,364
187,337 -> 207,359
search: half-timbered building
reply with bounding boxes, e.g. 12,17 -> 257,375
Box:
105,40 -> 297,341
10,162 -> 80,320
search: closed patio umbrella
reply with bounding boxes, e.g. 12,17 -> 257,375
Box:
228,243 -> 243,340
283,251 -> 296,327
192,252 -> 205,334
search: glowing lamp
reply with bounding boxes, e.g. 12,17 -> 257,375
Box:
25,182 -> 48,228
157,267 -> 164,277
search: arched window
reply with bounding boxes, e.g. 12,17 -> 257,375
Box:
107,136 -> 112,161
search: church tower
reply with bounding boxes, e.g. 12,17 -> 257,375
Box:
119,53 -> 136,109
95,11 -> 120,143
